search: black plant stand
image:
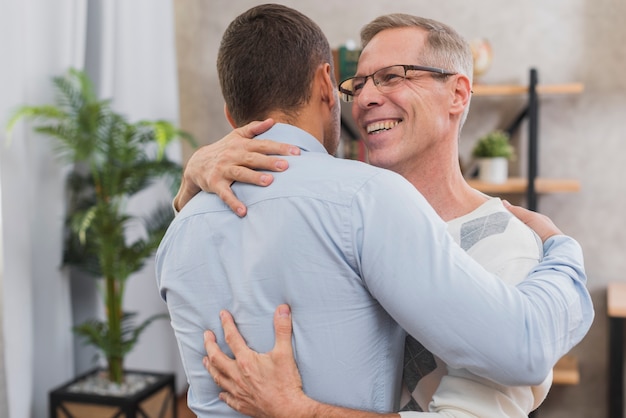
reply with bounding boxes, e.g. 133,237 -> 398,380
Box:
49,368 -> 176,418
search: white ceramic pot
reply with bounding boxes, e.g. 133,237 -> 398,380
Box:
478,157 -> 508,184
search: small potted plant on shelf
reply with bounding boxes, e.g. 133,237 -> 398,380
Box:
471,129 -> 515,184
6,68 -> 195,416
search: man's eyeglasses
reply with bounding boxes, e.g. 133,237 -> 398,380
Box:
338,64 -> 457,103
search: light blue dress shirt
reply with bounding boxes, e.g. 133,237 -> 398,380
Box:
156,124 -> 593,417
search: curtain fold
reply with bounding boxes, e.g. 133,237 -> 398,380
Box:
0,1 -> 87,417
0,215 -> 7,418
97,0 -> 187,391
1,0 -> 184,415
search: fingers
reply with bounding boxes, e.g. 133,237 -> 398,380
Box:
232,138 -> 300,174
503,200 -> 562,241
217,188 -> 248,217
214,139 -> 298,217
237,118 -> 301,160
205,306 -> 303,418
219,392 -> 257,418
220,309 -> 251,358
203,330 -> 234,389
246,138 -> 301,159
203,329 -> 231,372
272,304 -> 294,356
238,118 -> 275,138
203,328 -> 246,398
176,118 -> 302,217
237,118 -> 300,157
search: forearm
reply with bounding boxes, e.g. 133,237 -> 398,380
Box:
512,235 -> 594,374
293,398 -> 399,418
445,235 -> 592,384
309,405 -> 398,418
361,184 -> 593,385
440,235 -> 591,384
219,376 -> 400,418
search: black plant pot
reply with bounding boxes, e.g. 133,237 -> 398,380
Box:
49,368 -> 176,418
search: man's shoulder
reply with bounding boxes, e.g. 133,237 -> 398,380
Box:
455,197 -> 541,252
270,152 -> 415,198
300,152 -> 410,186
173,191 -> 230,222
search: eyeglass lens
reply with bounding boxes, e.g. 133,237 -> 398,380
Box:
341,65 -> 407,101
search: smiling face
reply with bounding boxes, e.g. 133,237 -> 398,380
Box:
352,27 -> 460,178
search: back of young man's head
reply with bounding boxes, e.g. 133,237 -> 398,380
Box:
217,4 -> 335,127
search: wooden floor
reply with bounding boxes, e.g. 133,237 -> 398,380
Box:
177,392 -> 195,418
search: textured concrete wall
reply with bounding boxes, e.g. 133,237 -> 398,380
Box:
173,1 -> 626,416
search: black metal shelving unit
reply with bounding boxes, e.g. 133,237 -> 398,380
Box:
502,68 -> 540,211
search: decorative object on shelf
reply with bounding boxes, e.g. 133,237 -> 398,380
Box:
472,129 -> 515,184
335,40 -> 361,82
6,68 -> 194,406
469,38 -> 492,81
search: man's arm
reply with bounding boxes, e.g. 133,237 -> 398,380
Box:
204,305 -> 399,418
204,202 -> 574,418
174,118 -> 300,215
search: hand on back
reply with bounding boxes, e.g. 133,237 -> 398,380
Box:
503,200 -> 562,242
173,118 -> 300,216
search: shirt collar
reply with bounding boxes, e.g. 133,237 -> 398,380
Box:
257,123 -> 329,155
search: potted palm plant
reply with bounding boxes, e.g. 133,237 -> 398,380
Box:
7,68 -> 194,416
472,129 -> 515,183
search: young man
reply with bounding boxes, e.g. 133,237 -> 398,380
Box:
158,6 -> 593,418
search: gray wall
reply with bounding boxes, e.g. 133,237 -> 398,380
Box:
173,1 -> 626,416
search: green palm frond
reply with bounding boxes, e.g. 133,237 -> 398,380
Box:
137,120 -> 197,160
141,203 -> 177,256
5,68 -> 195,384
120,312 -> 169,356
144,203 -> 177,237
52,68 -> 97,111
5,105 -> 67,144
73,319 -> 109,353
73,312 -> 168,359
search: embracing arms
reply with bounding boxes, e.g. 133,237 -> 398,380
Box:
173,118 -> 298,214
201,202 -> 590,418
179,123 -> 593,416
204,305 -> 400,418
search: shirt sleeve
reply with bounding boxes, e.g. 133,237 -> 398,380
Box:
351,171 -> 594,387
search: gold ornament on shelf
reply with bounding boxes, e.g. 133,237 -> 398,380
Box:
470,38 -> 492,81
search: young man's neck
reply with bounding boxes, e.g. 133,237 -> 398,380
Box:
268,109 -> 325,147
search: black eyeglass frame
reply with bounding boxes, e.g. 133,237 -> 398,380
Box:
338,64 -> 457,102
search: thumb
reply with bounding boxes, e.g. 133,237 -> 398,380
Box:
272,304 -> 294,354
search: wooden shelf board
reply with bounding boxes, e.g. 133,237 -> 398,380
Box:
473,83 -> 584,96
552,355 -> 580,385
608,282 -> 626,318
466,177 -> 580,194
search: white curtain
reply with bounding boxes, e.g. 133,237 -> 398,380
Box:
84,0 -> 186,389
0,189 -> 6,418
0,1 -> 87,417
0,1 -> 184,416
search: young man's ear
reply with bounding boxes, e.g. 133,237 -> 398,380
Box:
317,63 -> 337,110
224,104 -> 237,129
